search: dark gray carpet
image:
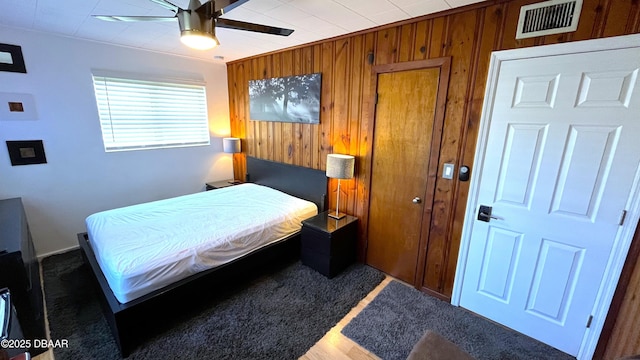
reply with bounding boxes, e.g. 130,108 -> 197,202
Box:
42,250 -> 384,359
341,281 -> 575,360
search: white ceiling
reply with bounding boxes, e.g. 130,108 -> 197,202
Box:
0,0 -> 483,63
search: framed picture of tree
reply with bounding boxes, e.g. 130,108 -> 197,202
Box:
249,73 -> 321,123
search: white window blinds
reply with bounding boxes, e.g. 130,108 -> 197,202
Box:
92,74 -> 210,152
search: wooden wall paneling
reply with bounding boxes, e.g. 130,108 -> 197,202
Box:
227,66 -> 237,139
281,51 -> 295,164
347,36 -> 364,216
413,20 -> 431,60
603,0 -> 633,37
263,55 -> 274,161
228,64 -> 236,165
441,7 -> 487,296
235,61 -> 250,179
596,222 -> 640,359
445,4 -> 506,296
302,45 -> 313,71
624,1 -> 639,35
331,39 -> 352,214
332,38 -> 351,156
580,0 -> 608,39
240,62 -> 250,178
356,32 -> 377,261
234,62 -> 242,179
302,46 -> 314,168
323,41 -> 337,212
319,41 -> 334,171
238,63 -> 246,161
422,9 -> 478,295
429,16 -> 448,58
539,31 -> 571,46
272,54 -> 284,164
247,58 -> 258,159
604,258 -> 640,359
227,65 -> 238,179
257,56 -> 269,160
238,61 -> 255,161
227,2 -> 640,355
312,44 -> 323,169
375,27 -> 399,65
398,23 -> 416,62
292,48 -> 303,166
248,58 -> 258,159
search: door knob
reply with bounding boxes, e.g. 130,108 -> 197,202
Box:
477,205 -> 502,222
412,197 -> 422,204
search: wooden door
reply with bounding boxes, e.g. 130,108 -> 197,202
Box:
366,67 -> 440,284
459,47 -> 640,355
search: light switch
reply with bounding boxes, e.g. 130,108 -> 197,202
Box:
443,163 -> 454,179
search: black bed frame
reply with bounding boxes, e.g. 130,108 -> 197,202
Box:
78,157 -> 327,357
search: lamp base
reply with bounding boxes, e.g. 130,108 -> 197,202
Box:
328,212 -> 346,220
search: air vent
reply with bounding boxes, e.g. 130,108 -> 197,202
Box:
516,0 -> 583,39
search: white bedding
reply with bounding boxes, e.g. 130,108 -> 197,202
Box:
85,183 -> 317,303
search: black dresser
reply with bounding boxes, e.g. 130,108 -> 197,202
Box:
0,198 -> 46,356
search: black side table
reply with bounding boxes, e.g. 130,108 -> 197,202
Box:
205,179 -> 243,190
301,211 -> 358,278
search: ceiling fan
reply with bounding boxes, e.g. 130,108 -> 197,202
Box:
93,0 -> 294,50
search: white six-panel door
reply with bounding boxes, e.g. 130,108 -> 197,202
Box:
458,44 -> 640,356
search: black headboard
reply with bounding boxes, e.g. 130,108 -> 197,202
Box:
245,156 -> 328,212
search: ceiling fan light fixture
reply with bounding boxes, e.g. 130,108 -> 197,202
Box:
180,30 -> 219,50
93,0 -> 294,52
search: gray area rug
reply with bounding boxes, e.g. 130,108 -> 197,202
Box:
341,281 -> 575,360
42,250 -> 384,359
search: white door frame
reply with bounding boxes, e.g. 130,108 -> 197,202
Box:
451,33 -> 640,360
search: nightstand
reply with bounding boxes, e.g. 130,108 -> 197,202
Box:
205,179 -> 243,190
301,211 -> 358,278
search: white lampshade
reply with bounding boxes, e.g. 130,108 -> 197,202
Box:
223,137 -> 241,153
326,154 -> 355,179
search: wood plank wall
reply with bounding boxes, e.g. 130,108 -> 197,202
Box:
227,0 -> 640,357
599,222 -> 640,359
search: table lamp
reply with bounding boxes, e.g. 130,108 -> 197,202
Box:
223,137 -> 242,184
326,154 -> 355,220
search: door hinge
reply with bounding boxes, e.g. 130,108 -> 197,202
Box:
375,93 -> 379,104
586,315 -> 593,328
619,210 -> 627,226
367,52 -> 374,65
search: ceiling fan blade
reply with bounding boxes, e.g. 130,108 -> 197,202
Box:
93,15 -> 177,22
148,0 -> 180,13
215,0 -> 250,15
216,18 -> 294,36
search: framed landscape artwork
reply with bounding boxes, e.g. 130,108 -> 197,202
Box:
249,73 -> 321,124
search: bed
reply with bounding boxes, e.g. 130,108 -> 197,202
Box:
78,156 -> 328,356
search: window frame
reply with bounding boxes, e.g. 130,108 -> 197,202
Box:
91,71 -> 211,152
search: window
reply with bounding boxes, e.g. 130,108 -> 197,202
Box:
92,73 -> 210,152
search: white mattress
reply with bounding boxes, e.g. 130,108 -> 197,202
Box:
85,183 -> 317,303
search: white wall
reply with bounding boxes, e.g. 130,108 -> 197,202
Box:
0,27 -> 233,256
